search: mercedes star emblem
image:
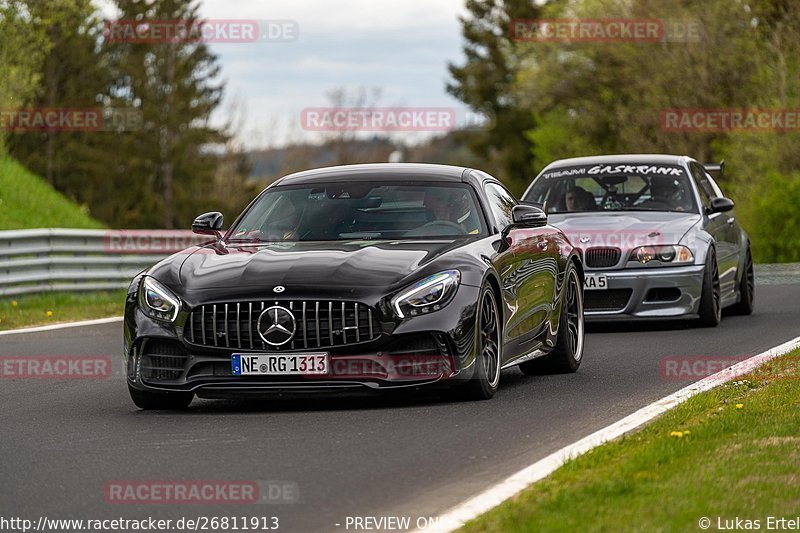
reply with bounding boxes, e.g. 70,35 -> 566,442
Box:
257,305 -> 296,346
273,286 -> 286,293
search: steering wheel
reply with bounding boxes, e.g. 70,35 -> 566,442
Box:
406,220 -> 464,236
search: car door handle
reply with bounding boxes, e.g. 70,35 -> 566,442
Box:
726,217 -> 735,226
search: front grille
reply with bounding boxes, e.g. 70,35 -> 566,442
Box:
140,340 -> 188,381
584,289 -> 632,311
184,300 -> 380,351
585,247 -> 621,268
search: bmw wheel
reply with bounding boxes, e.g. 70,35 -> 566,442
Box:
697,249 -> 722,327
729,246 -> 755,315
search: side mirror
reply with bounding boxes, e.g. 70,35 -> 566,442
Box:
192,212 -> 224,238
707,197 -> 734,214
511,204 -> 548,227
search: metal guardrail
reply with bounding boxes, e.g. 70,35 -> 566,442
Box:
2,229 -> 798,297
0,229 -> 208,296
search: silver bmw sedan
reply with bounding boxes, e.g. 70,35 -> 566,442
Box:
523,154 -> 754,326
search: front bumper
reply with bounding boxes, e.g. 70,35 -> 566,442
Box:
583,264 -> 705,320
124,286 -> 481,395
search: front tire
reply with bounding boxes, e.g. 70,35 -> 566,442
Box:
697,249 -> 722,327
129,384 -> 193,410
520,262 -> 584,375
459,286 -> 502,401
729,247 -> 754,315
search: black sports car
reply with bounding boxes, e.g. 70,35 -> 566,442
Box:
124,163 -> 585,409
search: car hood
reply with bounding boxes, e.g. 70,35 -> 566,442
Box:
547,211 -> 701,250
176,239 -> 465,292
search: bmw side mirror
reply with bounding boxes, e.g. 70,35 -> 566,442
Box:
192,212 -> 224,238
707,197 -> 734,214
511,204 -> 548,228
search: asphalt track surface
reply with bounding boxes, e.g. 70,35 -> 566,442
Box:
1,272 -> 799,533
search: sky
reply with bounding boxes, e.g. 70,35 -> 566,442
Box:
96,0 -> 470,148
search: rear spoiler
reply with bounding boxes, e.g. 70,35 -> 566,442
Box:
703,160 -> 724,179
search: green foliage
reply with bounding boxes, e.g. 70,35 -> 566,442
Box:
450,0 -> 800,262
0,0 -> 52,152
6,0 -> 251,229
735,173 -> 800,263
526,110 -> 604,165
461,351 -> 800,532
447,0 -> 546,194
0,290 -> 124,330
0,155 -> 102,229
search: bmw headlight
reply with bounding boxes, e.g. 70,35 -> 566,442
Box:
391,270 -> 461,319
139,277 -> 181,322
631,245 -> 694,265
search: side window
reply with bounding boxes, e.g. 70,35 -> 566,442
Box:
689,163 -> 715,210
485,182 -> 517,230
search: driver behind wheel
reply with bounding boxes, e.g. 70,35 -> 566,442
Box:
421,188 -> 480,235
639,177 -> 689,211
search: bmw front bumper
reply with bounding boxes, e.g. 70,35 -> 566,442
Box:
584,264 -> 705,320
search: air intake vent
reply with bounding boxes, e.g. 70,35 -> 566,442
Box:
584,289 -> 632,311
140,340 -> 188,381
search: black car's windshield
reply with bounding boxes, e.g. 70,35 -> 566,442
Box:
524,163 -> 698,214
228,181 -> 486,242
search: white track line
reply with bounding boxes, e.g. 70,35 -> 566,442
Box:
0,316 -> 123,336
419,335 -> 800,532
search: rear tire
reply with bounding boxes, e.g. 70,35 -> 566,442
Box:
729,247 -> 755,315
458,286 -> 502,401
519,262 -> 584,375
697,249 -> 722,327
129,384 -> 193,410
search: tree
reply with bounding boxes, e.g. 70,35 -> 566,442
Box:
0,0 -> 50,153
447,0 -> 548,193
7,0 -> 106,193
104,0 -> 227,228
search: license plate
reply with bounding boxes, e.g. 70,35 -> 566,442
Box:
584,274 -> 608,290
232,353 -> 328,376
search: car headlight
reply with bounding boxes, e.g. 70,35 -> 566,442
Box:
391,270 -> 461,319
139,277 -> 181,322
631,245 -> 694,265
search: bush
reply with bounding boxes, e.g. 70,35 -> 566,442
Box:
734,173 -> 800,263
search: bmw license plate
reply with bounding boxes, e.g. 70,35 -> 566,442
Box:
232,353 -> 328,376
584,274 -> 608,290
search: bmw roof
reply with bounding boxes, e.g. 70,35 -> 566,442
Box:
541,154 -> 691,172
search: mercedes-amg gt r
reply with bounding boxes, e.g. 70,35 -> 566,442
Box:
124,163 -> 585,409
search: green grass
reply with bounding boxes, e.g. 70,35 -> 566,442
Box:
461,351 -> 800,532
0,290 -> 126,331
0,155 -> 103,229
